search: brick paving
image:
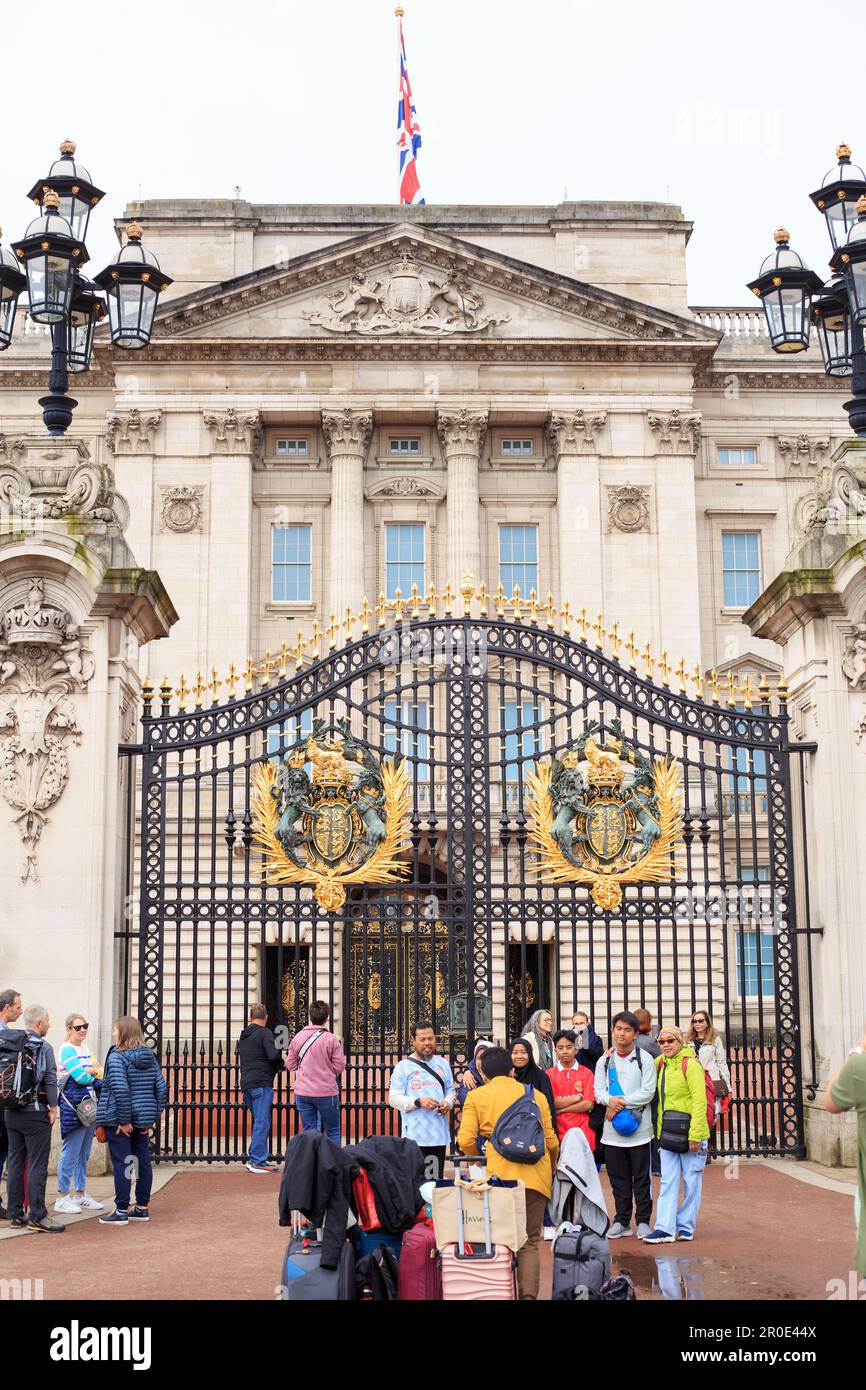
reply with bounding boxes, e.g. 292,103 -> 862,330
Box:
0,1160 -> 857,1301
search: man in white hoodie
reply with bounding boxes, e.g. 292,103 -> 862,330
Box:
594,1011 -> 657,1239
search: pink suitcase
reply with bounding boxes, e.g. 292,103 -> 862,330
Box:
440,1177 -> 517,1301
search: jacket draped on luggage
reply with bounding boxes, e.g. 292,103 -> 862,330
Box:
278,1131 -> 359,1269
344,1135 -> 425,1234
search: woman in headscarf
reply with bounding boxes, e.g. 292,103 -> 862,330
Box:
457,1039 -> 493,1106
524,1009 -> 556,1072
510,1037 -> 558,1136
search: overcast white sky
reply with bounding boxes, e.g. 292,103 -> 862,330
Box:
2,0 -> 865,305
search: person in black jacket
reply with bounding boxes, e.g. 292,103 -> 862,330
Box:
238,1004 -> 282,1174
278,1130 -> 358,1269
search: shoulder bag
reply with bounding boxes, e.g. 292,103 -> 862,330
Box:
656,1060 -> 690,1153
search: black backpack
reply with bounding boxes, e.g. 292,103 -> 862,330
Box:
355,1245 -> 400,1301
489,1083 -> 546,1164
0,1033 -> 42,1110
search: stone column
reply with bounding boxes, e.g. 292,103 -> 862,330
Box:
547,409 -> 606,616
203,408 -> 261,673
646,408 -> 703,667
437,409 -> 487,584
322,408 -> 373,616
0,434 -> 176,1077
105,407 -> 163,569
747,437 -> 866,1166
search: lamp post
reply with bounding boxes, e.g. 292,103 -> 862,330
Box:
1,140 -> 172,437
749,143 -> 866,438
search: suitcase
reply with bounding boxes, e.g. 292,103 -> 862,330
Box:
440,1165 -> 516,1301
398,1219 -> 442,1301
351,1225 -> 403,1261
280,1217 -> 356,1301
551,1223 -> 610,1301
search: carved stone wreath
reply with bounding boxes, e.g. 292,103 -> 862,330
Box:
160,485 -> 205,534
607,485 -> 651,534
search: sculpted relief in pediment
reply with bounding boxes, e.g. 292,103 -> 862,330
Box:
302,254 -> 510,336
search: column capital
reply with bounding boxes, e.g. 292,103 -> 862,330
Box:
436,408 -> 488,456
546,409 -> 606,458
203,407 -> 263,456
106,408 -> 162,455
321,407 -> 373,457
646,408 -> 701,456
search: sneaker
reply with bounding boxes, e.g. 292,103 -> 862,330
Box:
129,1207 -> 150,1221
245,1162 -> 277,1174
74,1193 -> 104,1211
25,1216 -> 66,1234
543,1225 -> 557,1241
607,1221 -> 632,1239
98,1209 -> 130,1225
637,1222 -> 652,1240
677,1231 -> 695,1241
54,1196 -> 82,1214
641,1228 -> 676,1244
9,1215 -> 29,1229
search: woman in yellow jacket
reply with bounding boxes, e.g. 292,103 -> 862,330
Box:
642,1025 -> 711,1244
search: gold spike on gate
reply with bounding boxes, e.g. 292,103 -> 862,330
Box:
560,599 -> 574,634
359,598 -> 372,635
176,674 -> 190,711
625,632 -> 639,670
243,658 -> 255,693
478,581 -> 489,616
691,664 -> 704,702
592,612 -> 605,650
193,672 -> 206,708
225,663 -> 239,700
674,658 -> 688,694
141,675 -> 154,709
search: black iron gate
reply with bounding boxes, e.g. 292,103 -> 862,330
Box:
117,595 -> 810,1161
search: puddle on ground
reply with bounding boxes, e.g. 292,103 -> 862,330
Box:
614,1251 -> 716,1300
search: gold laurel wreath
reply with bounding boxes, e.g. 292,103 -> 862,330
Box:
251,755 -> 412,912
526,756 -> 683,911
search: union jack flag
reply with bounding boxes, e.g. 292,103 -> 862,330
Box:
396,10 -> 424,205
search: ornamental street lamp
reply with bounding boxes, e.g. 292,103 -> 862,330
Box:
1,140 -> 172,437
749,144 -> 866,438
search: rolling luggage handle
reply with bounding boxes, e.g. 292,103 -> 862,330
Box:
454,1172 -> 496,1261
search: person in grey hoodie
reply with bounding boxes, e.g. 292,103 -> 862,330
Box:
594,1011 -> 658,1239
96,1016 -> 168,1227
4,1004 -> 62,1234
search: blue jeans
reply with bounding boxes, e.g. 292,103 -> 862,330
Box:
243,1086 -> 274,1165
106,1129 -> 153,1210
296,1094 -> 341,1146
57,1124 -> 96,1194
656,1141 -> 708,1237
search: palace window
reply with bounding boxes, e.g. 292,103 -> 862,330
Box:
383,697 -> 430,783
501,439 -> 534,457
385,523 -> 425,599
388,437 -> 421,455
717,447 -> 757,467
736,929 -> 775,999
499,524 -> 539,594
722,531 -> 761,607
275,437 -> 309,458
266,708 -> 314,760
502,699 -> 539,807
723,745 -> 769,817
272,524 -> 312,602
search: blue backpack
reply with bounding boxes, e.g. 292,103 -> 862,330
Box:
489,1084 -> 546,1164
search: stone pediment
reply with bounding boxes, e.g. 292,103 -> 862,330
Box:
154,224 -> 717,349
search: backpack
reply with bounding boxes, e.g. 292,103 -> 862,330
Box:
551,1224 -> 611,1301
656,1055 -> 715,1131
355,1245 -> 400,1301
489,1084 -> 546,1164
0,1033 -> 43,1110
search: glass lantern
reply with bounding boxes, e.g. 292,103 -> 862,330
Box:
831,195 -> 866,329
0,234 -> 26,350
94,222 -> 172,348
27,139 -> 105,245
811,281 -> 854,376
11,190 -> 87,324
67,277 -> 106,372
747,228 -> 824,353
809,144 -> 866,253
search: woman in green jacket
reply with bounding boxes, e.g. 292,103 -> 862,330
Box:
642,1025 -> 711,1244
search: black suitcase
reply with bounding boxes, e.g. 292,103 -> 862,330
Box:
280,1217 -> 356,1301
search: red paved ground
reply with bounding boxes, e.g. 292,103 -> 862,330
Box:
1,1161 -> 856,1301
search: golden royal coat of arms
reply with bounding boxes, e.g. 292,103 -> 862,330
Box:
526,718 -> 683,911
251,717 -> 411,912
